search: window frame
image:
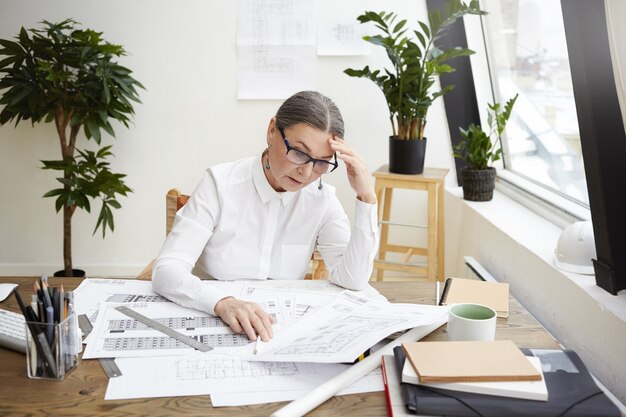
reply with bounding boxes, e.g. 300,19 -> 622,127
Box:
427,0 -> 626,295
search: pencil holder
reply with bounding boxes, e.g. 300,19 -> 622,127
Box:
25,313 -> 81,380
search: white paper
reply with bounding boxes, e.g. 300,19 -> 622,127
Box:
0,283 -> 18,302
237,0 -> 315,46
237,44 -> 315,100
104,352 -> 381,401
317,19 -> 370,56
83,301 -> 263,359
237,292 -> 449,363
236,0 -> 316,100
209,367 -> 383,406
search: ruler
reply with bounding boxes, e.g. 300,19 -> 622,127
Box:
114,306 -> 213,353
78,314 -> 122,378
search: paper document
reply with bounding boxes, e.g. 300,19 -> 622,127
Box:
104,352 -> 382,401
238,292 -> 448,363
83,301 -> 264,359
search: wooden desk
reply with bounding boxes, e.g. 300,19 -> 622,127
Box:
0,277 -> 558,416
373,165 -> 448,282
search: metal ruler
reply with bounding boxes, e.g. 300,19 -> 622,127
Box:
78,314 -> 122,378
114,306 -> 213,353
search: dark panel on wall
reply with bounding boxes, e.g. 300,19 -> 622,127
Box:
426,0 -> 481,186
562,0 -> 626,294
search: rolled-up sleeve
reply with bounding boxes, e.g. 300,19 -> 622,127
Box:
151,170 -> 227,315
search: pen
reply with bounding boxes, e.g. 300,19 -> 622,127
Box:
254,338 -> 260,355
46,306 -> 54,345
31,294 -> 39,321
14,289 -> 58,378
41,280 -> 52,310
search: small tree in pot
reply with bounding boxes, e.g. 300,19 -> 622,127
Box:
454,94 -> 518,201
344,0 -> 485,174
0,19 -> 142,276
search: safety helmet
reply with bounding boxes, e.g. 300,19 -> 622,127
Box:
554,220 -> 596,275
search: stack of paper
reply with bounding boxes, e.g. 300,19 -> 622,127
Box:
401,356 -> 548,401
402,340 -> 542,383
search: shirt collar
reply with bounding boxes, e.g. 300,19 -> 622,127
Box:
252,155 -> 296,206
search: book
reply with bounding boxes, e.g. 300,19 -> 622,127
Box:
403,340 -> 542,383
382,355 -> 413,417
441,277 -> 509,317
393,346 -> 621,417
402,355 -> 548,401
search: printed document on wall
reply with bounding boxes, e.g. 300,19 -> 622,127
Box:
237,0 -> 315,99
317,19 -> 370,56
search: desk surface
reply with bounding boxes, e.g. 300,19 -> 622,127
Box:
0,277 -> 559,417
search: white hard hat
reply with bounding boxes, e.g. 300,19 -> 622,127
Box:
554,220 -> 596,275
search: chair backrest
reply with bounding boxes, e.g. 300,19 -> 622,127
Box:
165,188 -> 189,235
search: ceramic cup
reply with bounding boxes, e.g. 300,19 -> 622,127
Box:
447,303 -> 497,341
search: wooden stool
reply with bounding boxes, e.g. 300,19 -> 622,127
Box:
373,165 -> 448,282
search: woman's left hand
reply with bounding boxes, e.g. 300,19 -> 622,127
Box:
330,136 -> 377,204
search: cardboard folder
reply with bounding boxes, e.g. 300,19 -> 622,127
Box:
403,340 -> 542,383
440,277 -> 509,317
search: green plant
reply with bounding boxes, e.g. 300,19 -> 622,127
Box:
0,19 -> 143,276
344,0 -> 485,140
454,94 -> 518,169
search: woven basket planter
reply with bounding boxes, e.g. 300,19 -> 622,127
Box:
461,167 -> 496,201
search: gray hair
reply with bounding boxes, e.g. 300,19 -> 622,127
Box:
275,91 -> 344,138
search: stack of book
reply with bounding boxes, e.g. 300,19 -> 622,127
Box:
381,340 -> 621,417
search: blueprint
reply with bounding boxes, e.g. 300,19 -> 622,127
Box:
104,352 -> 382,401
83,297 -> 284,359
237,292 -> 449,363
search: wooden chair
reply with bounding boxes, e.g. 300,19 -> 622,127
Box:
136,188 -> 327,280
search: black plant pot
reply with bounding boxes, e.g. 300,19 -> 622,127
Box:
389,136 -> 427,175
461,167 -> 496,201
53,269 -> 86,278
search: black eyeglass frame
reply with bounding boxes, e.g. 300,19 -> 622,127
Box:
277,127 -> 339,173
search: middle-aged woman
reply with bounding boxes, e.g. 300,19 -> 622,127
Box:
152,90 -> 379,344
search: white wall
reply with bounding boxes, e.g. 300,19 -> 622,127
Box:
0,0 -> 456,276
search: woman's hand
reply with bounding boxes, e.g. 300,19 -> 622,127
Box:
329,137 -> 377,204
214,297 -> 274,342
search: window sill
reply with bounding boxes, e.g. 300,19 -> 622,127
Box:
446,186 -> 626,323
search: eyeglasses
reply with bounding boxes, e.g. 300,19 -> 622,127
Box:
278,127 -> 338,174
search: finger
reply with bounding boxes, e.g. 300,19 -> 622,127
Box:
337,153 -> 364,171
239,317 -> 258,341
250,315 -> 271,342
260,314 -> 274,339
226,316 -> 243,334
330,138 -> 353,155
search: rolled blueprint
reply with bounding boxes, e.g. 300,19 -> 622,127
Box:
270,319 -> 447,417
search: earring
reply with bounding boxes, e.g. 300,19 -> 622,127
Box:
318,177 -> 323,190
265,156 -> 270,170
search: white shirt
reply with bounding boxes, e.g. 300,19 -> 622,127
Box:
152,156 -> 379,315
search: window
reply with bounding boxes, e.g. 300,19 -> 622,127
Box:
480,0 -> 589,207
429,0 -> 626,294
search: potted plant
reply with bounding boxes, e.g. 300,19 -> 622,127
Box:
453,94 -> 518,201
0,19 -> 143,277
344,0 -> 485,174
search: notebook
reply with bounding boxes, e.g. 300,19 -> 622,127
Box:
403,340 -> 542,383
393,346 -> 621,417
440,277 -> 509,317
402,355 -> 548,401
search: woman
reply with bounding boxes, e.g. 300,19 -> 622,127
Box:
152,91 -> 379,344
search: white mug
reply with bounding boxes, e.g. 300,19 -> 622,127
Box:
447,303 -> 497,341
